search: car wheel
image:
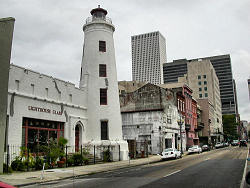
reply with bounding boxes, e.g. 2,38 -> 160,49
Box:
175,155 -> 177,159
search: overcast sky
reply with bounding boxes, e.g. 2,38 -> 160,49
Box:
1,0 -> 249,121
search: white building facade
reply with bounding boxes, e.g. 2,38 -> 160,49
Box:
6,6 -> 128,161
131,31 -> 166,85
79,6 -> 128,159
120,83 -> 186,155
7,64 -> 87,152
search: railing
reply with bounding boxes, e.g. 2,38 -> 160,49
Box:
3,144 -> 121,173
85,16 -> 112,25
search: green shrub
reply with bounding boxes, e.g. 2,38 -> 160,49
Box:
11,156 -> 25,171
34,157 -> 44,170
82,148 -> 89,156
83,157 -> 89,165
66,157 -> 74,167
103,149 -> 111,162
72,153 -> 84,166
3,163 -> 12,173
39,138 -> 68,167
58,137 -> 68,148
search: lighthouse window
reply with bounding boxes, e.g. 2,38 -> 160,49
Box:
99,64 -> 107,77
100,88 -> 107,105
101,121 -> 108,140
99,41 -> 106,52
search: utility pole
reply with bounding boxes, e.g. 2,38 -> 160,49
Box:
208,119 -> 211,147
177,114 -> 184,154
0,17 -> 15,173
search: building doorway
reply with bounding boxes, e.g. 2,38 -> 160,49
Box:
165,138 -> 172,149
175,133 -> 178,149
75,124 -> 80,152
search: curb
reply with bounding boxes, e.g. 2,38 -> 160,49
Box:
13,158 -> 163,187
6,151 -> 196,187
240,146 -> 249,188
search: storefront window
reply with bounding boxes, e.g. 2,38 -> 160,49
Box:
22,117 -> 64,152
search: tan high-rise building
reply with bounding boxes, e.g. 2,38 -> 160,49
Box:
186,59 -> 223,138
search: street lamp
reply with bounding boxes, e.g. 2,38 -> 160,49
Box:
208,119 -> 211,147
177,114 -> 184,154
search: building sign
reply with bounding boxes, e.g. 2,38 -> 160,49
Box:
28,106 -> 62,115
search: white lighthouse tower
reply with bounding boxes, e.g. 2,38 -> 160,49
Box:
80,6 -> 128,160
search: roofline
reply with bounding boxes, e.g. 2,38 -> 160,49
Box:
10,63 -> 78,88
131,31 -> 161,38
165,54 -> 231,64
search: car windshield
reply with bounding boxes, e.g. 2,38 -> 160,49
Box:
190,145 -> 198,148
164,148 -> 173,152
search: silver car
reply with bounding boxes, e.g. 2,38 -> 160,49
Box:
188,145 -> 202,154
161,148 -> 182,160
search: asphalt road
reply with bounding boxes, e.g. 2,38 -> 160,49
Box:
25,146 -> 248,188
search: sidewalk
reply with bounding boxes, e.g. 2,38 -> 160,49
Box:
0,151 -> 190,187
243,147 -> 250,188
0,155 -> 162,187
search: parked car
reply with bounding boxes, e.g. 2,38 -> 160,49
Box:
201,145 -> 210,152
223,142 -> 229,147
188,145 -> 202,154
161,148 -> 182,160
215,142 -> 224,149
231,140 -> 239,146
239,140 -> 247,147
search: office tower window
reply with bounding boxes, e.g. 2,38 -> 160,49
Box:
204,81 -> 207,85
199,94 -> 202,98
204,87 -> 207,91
99,41 -> 106,52
203,75 -> 207,79
198,75 -> 201,79
199,88 -> 202,91
198,81 -> 202,85
205,93 -> 208,97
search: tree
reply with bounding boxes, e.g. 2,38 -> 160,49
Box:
223,114 -> 239,141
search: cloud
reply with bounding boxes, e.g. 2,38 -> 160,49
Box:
231,50 -> 250,121
0,0 -> 249,121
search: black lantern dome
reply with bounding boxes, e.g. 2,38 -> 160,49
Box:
90,5 -> 107,19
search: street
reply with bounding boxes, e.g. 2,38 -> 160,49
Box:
24,146 -> 248,188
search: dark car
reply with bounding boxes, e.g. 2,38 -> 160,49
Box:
239,140 -> 247,147
201,145 -> 210,152
231,140 -> 239,146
